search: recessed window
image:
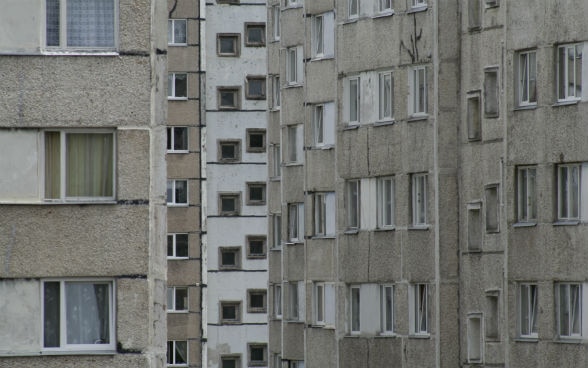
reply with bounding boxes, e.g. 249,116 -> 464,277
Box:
272,214 -> 282,248
467,93 -> 481,141
410,283 -> 429,335
168,73 -> 188,99
273,5 -> 281,40
517,166 -> 537,223
467,314 -> 483,363
409,66 -> 427,116
313,282 -> 335,327
557,43 -> 583,102
273,284 -> 282,318
44,131 -> 115,201
467,202 -> 482,251
219,247 -> 241,269
219,193 -> 240,216
43,280 -> 114,350
167,287 -> 188,312
246,76 -> 266,100
245,23 -> 265,46
168,19 -> 187,45
411,173 -> 428,226
557,283 -> 582,338
379,71 -> 394,121
168,233 -> 189,259
377,177 -> 394,229
248,343 -> 268,367
220,301 -> 241,324
288,203 -> 305,243
348,0 -> 359,18
312,103 -> 335,147
247,182 -> 266,205
246,129 -> 266,152
350,286 -> 360,333
519,283 -> 538,338
485,291 -> 499,339
517,50 -> 537,106
221,355 -> 241,368
313,192 -> 336,237
311,12 -> 334,58
247,289 -> 267,313
484,68 -> 499,117
46,0 -> 117,49
485,185 -> 499,232
217,33 -> 240,56
347,77 -> 360,124
346,180 -> 360,229
167,179 -> 188,206
167,127 -> 188,152
218,140 -> 240,162
247,236 -> 266,258
167,340 -> 188,366
468,0 -> 481,30
558,164 -> 581,221
218,87 -> 240,109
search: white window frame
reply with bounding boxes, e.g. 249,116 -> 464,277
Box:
411,173 -> 428,226
167,340 -> 189,367
557,283 -> 582,339
409,66 -> 427,116
347,77 -> 361,124
517,166 -> 537,223
273,5 -> 280,41
557,164 -> 581,221
467,313 -> 484,363
167,126 -> 189,153
377,176 -> 395,229
286,125 -> 303,164
313,192 -> 336,237
409,283 -> 429,335
167,287 -> 188,313
167,233 -> 189,259
168,19 -> 187,46
348,0 -> 359,19
378,71 -> 394,121
557,43 -> 583,102
288,202 -> 305,243
378,0 -> 393,13
288,281 -> 304,321
519,283 -> 538,339
168,73 -> 188,100
312,14 -> 324,57
518,50 -> 537,106
313,102 -> 335,147
167,179 -> 188,206
380,284 -> 394,334
42,279 -> 115,352
346,180 -> 360,230
274,284 -> 282,319
286,46 -> 303,85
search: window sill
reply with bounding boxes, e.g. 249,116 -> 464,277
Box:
553,99 -> 580,107
310,235 -> 336,239
408,224 -> 430,231
514,337 -> 539,343
167,150 -> 189,154
553,220 -> 580,226
167,310 -> 189,314
42,50 -> 119,57
309,55 -> 335,62
375,227 -> 396,232
285,319 -> 305,324
343,17 -> 359,25
374,119 -> 395,127
514,104 -> 537,111
310,144 -> 335,150
246,202 -> 266,206
270,176 -> 282,182
407,114 -> 429,122
285,241 -> 304,245
168,43 -> 187,47
344,229 -> 359,235
38,350 -> 117,356
270,246 -> 282,251
168,97 -> 189,101
167,203 -> 189,207
407,5 -> 428,14
167,257 -> 190,261
555,337 -> 583,344
284,4 -> 303,10
376,333 -> 397,338
12,200 -> 119,206
284,83 -> 303,89
372,10 -> 395,19
408,333 -> 431,339
343,124 -> 360,131
270,107 -> 281,112
513,222 -> 537,228
284,162 -> 303,167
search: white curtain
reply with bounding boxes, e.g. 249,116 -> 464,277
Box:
67,0 -> 115,47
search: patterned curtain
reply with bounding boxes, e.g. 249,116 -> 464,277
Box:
67,0 -> 115,47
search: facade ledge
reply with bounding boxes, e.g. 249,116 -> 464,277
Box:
285,241 -> 303,246
514,337 -> 539,343
343,124 -> 360,131
407,5 -> 428,14
342,18 -> 359,25
513,222 -> 537,228
553,220 -> 580,226
309,55 -> 335,62
283,83 -> 303,89
343,229 -> 359,235
41,51 -> 119,56
408,224 -> 430,231
552,100 -> 580,107
372,10 -> 395,19
310,235 -> 336,240
374,227 -> 396,232
514,104 -> 537,111
270,246 -> 282,252
407,114 -> 429,122
374,119 -> 396,127
555,338 -> 583,344
408,333 -> 431,339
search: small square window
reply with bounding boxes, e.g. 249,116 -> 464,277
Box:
219,193 -> 240,216
247,235 -> 267,258
167,127 -> 189,152
218,140 -> 241,162
168,233 -> 189,259
167,340 -> 188,366
220,301 -> 241,324
219,247 -> 241,269
168,19 -> 187,45
221,355 -> 241,368
246,129 -> 266,152
167,180 -> 188,206
247,289 -> 267,313
168,73 -> 188,99
217,33 -> 240,56
247,182 -> 266,205
248,343 -> 268,366
218,87 -> 240,109
246,76 -> 267,100
245,23 -> 266,46
167,287 -> 188,312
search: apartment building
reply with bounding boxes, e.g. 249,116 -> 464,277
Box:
166,0 -> 204,367
203,1 -> 269,368
267,0 -> 460,367
0,1 -> 168,367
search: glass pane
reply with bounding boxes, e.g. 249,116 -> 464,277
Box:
66,283 -> 110,344
528,168 -> 537,219
175,180 -> 187,204
249,132 -> 264,149
174,74 -> 187,98
418,285 -> 427,332
166,181 -> 173,203
167,235 -> 174,257
248,79 -> 264,97
289,204 -> 298,239
288,49 -> 297,82
167,20 -> 173,44
568,46 -> 575,98
351,288 -> 360,331
223,305 -> 236,320
220,91 -> 235,107
46,0 -> 60,46
44,282 -> 61,347
315,106 -> 323,144
316,285 -> 323,322
251,346 -> 265,361
559,285 -> 569,336
249,240 -> 264,255
520,54 -> 529,102
530,285 -> 538,334
385,287 -> 393,331
384,180 -> 392,225
67,0 -> 115,47
418,69 -> 426,112
221,250 -> 236,266
288,126 -> 297,162
167,287 -> 174,309
167,341 -> 174,364
174,127 -> 188,150
559,167 -> 568,218
222,359 -> 237,368
176,234 -> 189,257
175,288 -> 187,310
221,197 -> 236,213
575,44 -> 582,97
314,17 -> 323,54
571,285 -> 581,334
221,143 -> 236,159
520,285 -> 530,335
559,47 -> 566,99
66,133 -> 113,197
174,341 -> 187,364
220,37 -> 235,54
570,166 -> 579,218
529,52 -> 537,102
45,132 -> 61,199
174,20 -> 186,44
350,79 -> 358,121
247,27 -> 263,44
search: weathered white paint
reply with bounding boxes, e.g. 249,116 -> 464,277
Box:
0,130 -> 40,201
0,280 -> 41,355
0,0 -> 42,54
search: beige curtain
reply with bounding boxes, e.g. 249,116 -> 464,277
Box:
66,133 -> 113,197
45,132 -> 61,199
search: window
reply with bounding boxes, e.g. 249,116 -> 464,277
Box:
271,144 -> 282,178
411,0 -> 427,9
217,34 -> 240,56
557,283 -> 581,338
246,129 -> 266,152
168,19 -> 187,45
411,174 -> 428,226
311,12 -> 334,58
467,314 -> 483,363
248,343 -> 268,367
42,280 -> 114,350
517,50 -> 537,106
409,67 -> 427,116
519,283 -> 538,338
346,180 -> 360,229
245,23 -> 265,46
168,73 -> 188,99
379,0 -> 393,12
348,0 -> 359,18
221,355 -> 241,368
558,43 -> 583,102
219,193 -> 240,216
485,0 -> 499,7
312,103 -> 335,147
285,0 -> 301,7
271,75 -> 281,109
288,361 -> 305,368
167,341 -> 188,366
558,164 -> 580,221
247,182 -> 266,205
247,289 -> 267,313
313,192 -> 336,237
468,0 -> 481,30
273,5 -> 280,40
286,125 -> 303,163
517,166 -> 537,223
167,287 -> 188,312
484,68 -> 499,117
167,127 -> 188,152
485,185 -> 499,232
286,46 -> 303,85
273,354 -> 282,368
377,177 -> 394,229
347,77 -> 360,124
247,235 -> 266,258
218,140 -> 240,162
220,301 -> 241,324
167,180 -> 188,206
246,76 -> 266,100
168,233 -> 189,259
314,283 -> 325,325
45,0 -> 116,49
380,285 -> 394,334
313,282 -> 335,326
350,286 -> 360,333
485,291 -> 499,339
467,202 -> 482,251
378,72 -> 394,121
274,284 -> 282,318
219,247 -> 241,269
288,203 -> 305,243
467,93 -> 481,141
44,131 -> 115,201
272,214 -> 282,248
410,284 -> 429,335
218,87 -> 240,109
288,281 -> 304,321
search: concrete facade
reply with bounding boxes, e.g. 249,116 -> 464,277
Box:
0,1 -> 168,367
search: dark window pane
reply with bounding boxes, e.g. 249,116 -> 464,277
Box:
46,0 -> 60,46
223,305 -> 236,319
249,133 -> 264,148
176,234 -> 189,257
43,282 -> 61,347
249,240 -> 264,255
222,250 -> 237,266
